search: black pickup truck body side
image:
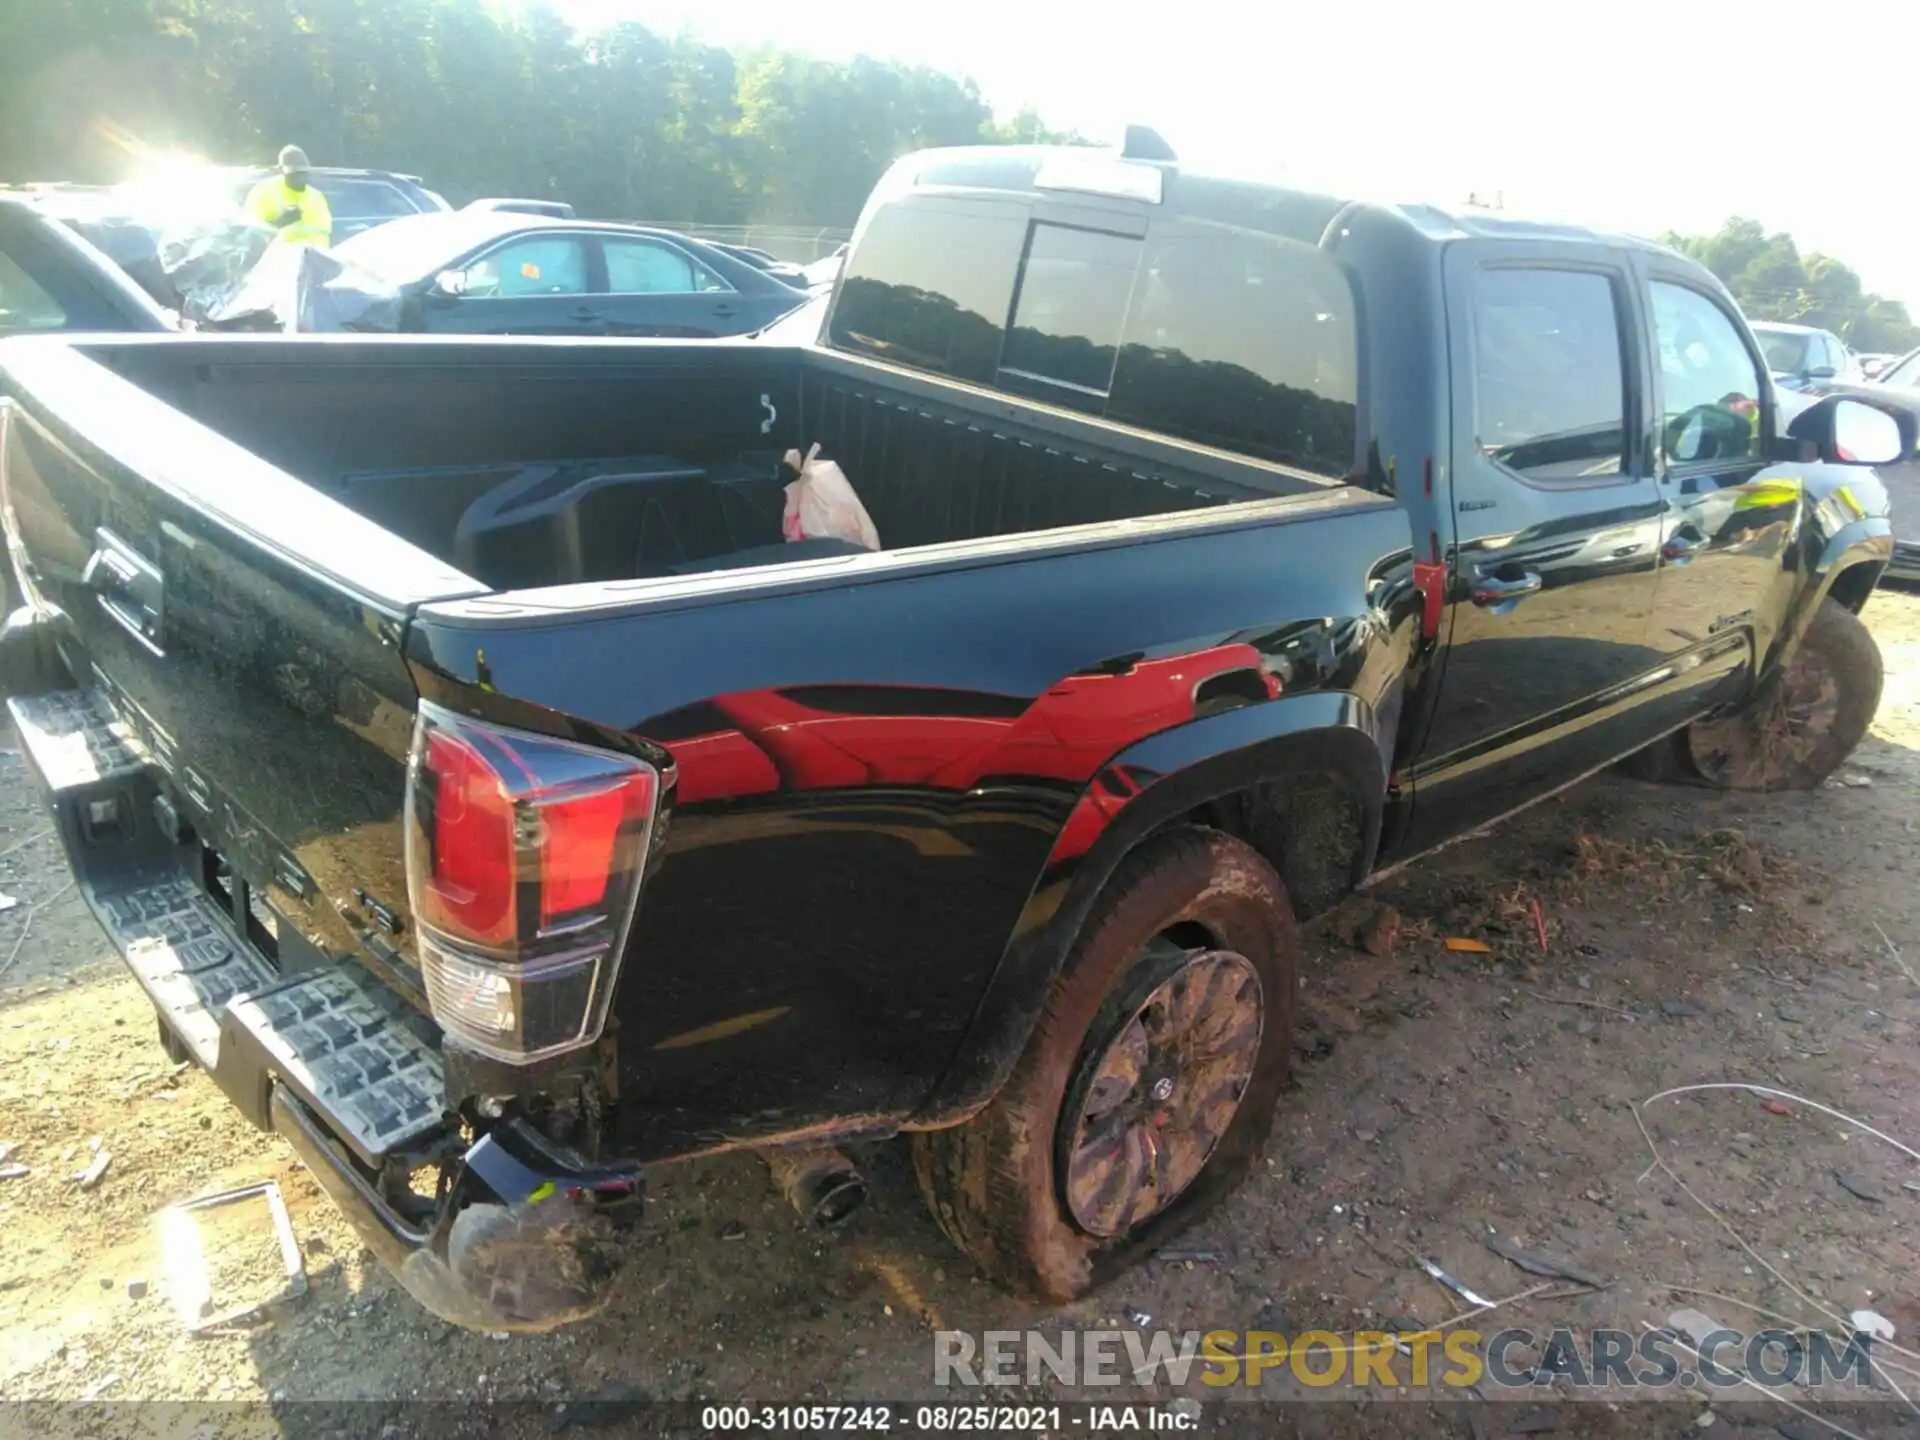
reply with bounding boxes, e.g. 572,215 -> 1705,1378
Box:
0,333 -> 1419,1159
0,147 -> 1896,1328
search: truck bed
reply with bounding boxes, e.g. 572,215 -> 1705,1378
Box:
0,331 -> 1409,1161
76,334 -> 1329,591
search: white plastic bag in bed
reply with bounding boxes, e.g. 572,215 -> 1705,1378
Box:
782,443 -> 880,551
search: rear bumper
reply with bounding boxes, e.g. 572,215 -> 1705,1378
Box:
269,1086 -> 642,1333
5,670 -> 642,1332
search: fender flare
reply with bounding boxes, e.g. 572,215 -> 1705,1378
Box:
1767,515 -> 1892,677
908,691 -> 1386,1127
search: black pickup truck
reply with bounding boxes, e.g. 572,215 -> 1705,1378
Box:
0,138 -> 1905,1331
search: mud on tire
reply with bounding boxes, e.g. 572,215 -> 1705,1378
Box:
911,827 -> 1297,1301
1684,597 -> 1883,791
1617,597 -> 1882,791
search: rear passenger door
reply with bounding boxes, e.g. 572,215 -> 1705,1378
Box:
594,236 -> 748,338
1405,244 -> 1668,852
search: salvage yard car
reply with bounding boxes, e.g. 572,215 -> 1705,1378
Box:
0,196 -> 176,337
332,210 -> 811,338
0,135 -> 1906,1332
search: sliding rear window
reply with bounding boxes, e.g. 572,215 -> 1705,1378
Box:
828,196 -> 1026,384
995,223 -> 1142,410
830,197 -> 1358,478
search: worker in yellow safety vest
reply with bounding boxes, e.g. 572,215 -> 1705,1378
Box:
246,146 -> 332,248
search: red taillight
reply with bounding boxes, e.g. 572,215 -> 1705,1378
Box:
405,703 -> 661,1063
422,729 -> 517,947
539,779 -> 651,928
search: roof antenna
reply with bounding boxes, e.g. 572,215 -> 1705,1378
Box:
1121,125 -> 1177,163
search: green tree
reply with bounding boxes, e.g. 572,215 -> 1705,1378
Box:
0,0 -> 1078,229
984,106 -> 1093,146
1662,216 -> 1918,355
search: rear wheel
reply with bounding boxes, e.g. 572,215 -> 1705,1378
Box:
912,827 -> 1296,1300
1684,598 -> 1882,791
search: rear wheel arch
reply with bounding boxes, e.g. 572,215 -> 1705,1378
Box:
907,696 -> 1386,1129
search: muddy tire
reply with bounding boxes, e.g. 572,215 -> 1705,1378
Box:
1683,598 -> 1882,791
911,827 -> 1296,1301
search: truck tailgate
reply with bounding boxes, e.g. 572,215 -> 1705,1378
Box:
0,337 -> 485,1011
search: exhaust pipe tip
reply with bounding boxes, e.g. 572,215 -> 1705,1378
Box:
762,1146 -> 868,1228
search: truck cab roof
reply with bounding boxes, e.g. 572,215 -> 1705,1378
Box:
867,141 -> 1689,263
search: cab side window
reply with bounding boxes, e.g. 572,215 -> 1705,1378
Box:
1650,283 -> 1764,467
1471,268 -> 1628,483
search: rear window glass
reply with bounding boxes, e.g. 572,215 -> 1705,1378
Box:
0,249 -> 68,333
830,199 -> 1360,477
997,224 -> 1141,404
827,197 -> 1026,384
1108,225 -> 1358,475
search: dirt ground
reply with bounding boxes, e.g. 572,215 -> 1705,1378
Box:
4,591 -> 1920,1438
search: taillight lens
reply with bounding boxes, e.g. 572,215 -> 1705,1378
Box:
404,702 -> 659,1063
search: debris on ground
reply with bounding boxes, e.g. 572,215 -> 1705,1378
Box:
1329,897 -> 1402,956
76,1372 -> 119,1401
1406,1250 -> 1492,1309
1834,1173 -> 1885,1204
1444,936 -> 1492,954
1668,1309 -> 1728,1349
71,1150 -> 110,1189
159,1179 -> 309,1332
1762,1099 -> 1794,1116
1850,1309 -> 1895,1341
1483,1236 -> 1605,1290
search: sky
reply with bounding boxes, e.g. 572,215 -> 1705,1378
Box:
545,0 -> 1920,316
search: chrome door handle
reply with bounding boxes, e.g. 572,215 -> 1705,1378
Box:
1470,568 -> 1543,608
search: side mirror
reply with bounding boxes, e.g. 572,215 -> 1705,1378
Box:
431,269 -> 467,299
1786,396 -> 1911,465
